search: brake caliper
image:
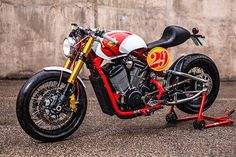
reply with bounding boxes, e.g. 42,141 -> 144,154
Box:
69,94 -> 77,112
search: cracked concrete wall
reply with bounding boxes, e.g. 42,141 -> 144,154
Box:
0,0 -> 235,80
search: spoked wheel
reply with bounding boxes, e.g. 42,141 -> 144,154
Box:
30,81 -> 73,130
167,54 -> 220,114
16,70 -> 87,142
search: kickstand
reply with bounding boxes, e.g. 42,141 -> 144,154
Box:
165,92 -> 234,129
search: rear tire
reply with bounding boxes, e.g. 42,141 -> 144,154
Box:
16,70 -> 87,142
167,54 -> 220,114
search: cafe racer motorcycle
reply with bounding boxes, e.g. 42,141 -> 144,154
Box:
16,24 -> 221,142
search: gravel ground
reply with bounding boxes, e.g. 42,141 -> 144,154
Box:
0,80 -> 235,157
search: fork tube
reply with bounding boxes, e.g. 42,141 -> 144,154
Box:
64,58 -> 72,69
67,37 -> 94,84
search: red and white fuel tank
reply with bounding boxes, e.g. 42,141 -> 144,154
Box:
92,31 -> 147,60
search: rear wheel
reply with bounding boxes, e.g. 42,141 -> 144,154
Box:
167,54 -> 220,114
16,70 -> 87,142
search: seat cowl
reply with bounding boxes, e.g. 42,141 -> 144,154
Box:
147,26 -> 191,50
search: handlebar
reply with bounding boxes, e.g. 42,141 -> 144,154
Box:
74,26 -> 118,45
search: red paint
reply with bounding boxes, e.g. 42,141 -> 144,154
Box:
75,80 -> 80,96
101,32 -> 131,57
150,79 -> 164,100
197,91 -> 207,122
192,27 -> 199,34
170,92 -> 233,129
131,49 -> 147,61
114,93 -> 121,101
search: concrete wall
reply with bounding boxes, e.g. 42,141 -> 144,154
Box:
0,0 -> 235,80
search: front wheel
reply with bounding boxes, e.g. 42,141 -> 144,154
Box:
16,70 -> 87,142
167,54 -> 220,114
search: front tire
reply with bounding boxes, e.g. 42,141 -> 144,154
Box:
16,70 -> 87,142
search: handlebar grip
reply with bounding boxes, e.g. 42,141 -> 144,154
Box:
102,34 -> 118,45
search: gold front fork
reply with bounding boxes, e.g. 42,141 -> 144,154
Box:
64,58 -> 72,69
67,37 -> 94,84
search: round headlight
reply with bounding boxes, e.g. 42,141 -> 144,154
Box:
63,37 -> 76,57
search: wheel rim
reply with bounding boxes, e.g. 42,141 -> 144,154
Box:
29,80 -> 75,130
185,67 -> 213,108
188,67 -> 213,95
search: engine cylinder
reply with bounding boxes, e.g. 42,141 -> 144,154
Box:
109,65 -> 130,93
129,61 -> 146,88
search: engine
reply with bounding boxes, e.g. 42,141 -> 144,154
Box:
103,58 -> 149,110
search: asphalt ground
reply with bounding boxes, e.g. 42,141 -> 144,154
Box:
0,80 -> 235,157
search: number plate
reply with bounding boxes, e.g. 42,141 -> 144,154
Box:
147,47 -> 170,71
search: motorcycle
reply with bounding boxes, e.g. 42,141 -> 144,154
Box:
16,24 -> 220,142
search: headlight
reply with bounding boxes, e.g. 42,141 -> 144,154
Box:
63,37 -> 76,57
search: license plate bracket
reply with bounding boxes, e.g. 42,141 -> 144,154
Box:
191,35 -> 207,46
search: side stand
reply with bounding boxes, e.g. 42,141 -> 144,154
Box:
166,92 -> 234,129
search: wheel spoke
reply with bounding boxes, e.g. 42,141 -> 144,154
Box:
35,119 -> 43,126
31,110 -> 39,118
29,80 -> 74,131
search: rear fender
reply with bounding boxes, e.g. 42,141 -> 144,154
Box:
43,66 -> 86,88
